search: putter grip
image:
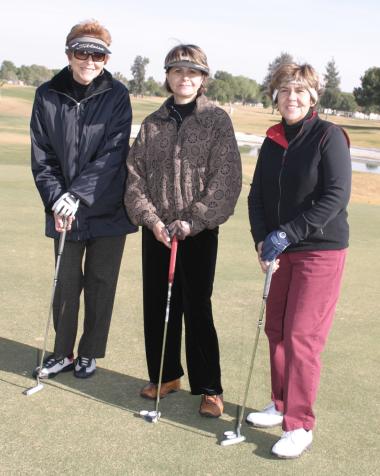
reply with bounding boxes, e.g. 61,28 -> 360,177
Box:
168,235 -> 178,284
263,261 -> 275,299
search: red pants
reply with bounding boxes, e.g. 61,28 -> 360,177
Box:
265,249 -> 347,431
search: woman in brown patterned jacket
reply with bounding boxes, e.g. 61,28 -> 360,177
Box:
125,44 -> 242,418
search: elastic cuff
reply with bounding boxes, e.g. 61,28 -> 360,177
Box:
189,218 -> 203,236
68,191 -> 80,202
145,214 -> 161,230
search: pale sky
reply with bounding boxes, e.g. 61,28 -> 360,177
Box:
1,0 -> 378,92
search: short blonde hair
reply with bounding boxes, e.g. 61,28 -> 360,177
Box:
66,19 -> 112,47
269,63 -> 322,105
164,44 -> 209,94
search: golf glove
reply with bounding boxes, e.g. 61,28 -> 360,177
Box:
168,220 -> 191,240
261,230 -> 290,262
52,193 -> 79,218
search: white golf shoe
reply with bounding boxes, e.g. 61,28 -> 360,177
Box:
271,429 -> 313,459
33,353 -> 74,379
246,402 -> 283,428
74,356 -> 96,378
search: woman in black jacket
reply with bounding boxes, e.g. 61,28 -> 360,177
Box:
247,63 -> 351,458
31,20 -> 136,379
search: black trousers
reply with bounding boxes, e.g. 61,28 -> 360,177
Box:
142,227 -> 223,395
52,235 -> 126,359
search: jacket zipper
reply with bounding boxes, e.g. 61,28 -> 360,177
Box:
168,113 -> 193,218
74,102 -> 81,236
277,149 -> 287,226
170,116 -> 180,215
51,88 -> 111,237
275,120 -> 308,227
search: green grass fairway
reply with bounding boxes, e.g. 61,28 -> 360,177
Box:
2,85 -> 380,149
0,85 -> 36,101
1,158 -> 379,475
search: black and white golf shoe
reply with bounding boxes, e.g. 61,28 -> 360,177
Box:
74,356 -> 96,379
33,353 -> 74,379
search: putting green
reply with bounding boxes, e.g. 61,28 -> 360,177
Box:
1,161 -> 379,475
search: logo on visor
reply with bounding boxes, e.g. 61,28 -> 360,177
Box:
71,42 -> 105,51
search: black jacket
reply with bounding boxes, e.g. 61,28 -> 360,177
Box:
248,112 -> 351,252
31,67 -> 137,240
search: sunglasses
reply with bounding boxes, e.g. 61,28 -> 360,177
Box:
73,50 -> 106,62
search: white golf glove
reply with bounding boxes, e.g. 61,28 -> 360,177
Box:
52,192 -> 79,218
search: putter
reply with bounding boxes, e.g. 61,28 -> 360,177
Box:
140,235 -> 178,423
221,261 -> 275,446
23,218 -> 68,396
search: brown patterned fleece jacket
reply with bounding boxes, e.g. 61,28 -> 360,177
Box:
124,94 -> 242,236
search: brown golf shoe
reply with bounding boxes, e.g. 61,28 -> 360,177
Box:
199,394 -> 224,418
140,378 -> 181,400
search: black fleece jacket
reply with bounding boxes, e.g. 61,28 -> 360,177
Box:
248,111 -> 351,252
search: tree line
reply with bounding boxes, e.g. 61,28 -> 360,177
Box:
1,53 -> 379,113
0,60 -> 60,88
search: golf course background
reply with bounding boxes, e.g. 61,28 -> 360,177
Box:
1,85 -> 379,475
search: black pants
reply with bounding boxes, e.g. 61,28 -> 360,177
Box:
52,235 -> 126,359
142,227 -> 223,395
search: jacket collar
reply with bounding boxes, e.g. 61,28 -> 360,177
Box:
266,110 -> 318,149
49,66 -> 113,99
153,94 -> 212,127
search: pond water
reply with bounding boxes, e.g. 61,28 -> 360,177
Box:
351,160 -> 380,175
247,146 -> 380,175
248,146 -> 380,174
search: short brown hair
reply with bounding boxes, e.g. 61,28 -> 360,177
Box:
269,63 -> 322,105
164,44 -> 209,94
66,19 -> 112,46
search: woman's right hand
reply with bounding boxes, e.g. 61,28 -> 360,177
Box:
153,220 -> 171,248
257,241 -> 280,273
54,213 -> 74,232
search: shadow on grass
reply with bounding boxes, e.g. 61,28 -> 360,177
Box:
1,336 -> 279,457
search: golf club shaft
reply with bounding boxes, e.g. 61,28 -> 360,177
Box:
155,282 -> 172,414
154,236 -> 178,415
236,261 -> 275,434
37,219 -> 68,378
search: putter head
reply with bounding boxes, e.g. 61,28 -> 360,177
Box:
220,430 -> 246,447
23,383 -> 44,396
139,410 -> 161,423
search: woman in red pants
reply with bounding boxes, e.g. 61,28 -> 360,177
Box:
248,63 -> 351,458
